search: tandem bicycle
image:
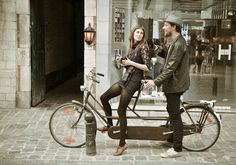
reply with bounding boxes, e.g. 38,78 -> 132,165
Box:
49,70 -> 221,152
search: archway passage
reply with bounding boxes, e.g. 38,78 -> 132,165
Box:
31,0 -> 84,106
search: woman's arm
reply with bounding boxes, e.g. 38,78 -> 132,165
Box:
121,45 -> 150,71
129,60 -> 149,71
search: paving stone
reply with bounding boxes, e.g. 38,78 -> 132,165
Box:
0,107 -> 235,164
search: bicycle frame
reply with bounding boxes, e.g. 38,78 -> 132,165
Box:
80,90 -> 112,125
77,70 -> 212,129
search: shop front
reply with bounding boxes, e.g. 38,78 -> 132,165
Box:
94,0 -> 236,110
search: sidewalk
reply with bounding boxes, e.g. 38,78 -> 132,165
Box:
0,106 -> 236,165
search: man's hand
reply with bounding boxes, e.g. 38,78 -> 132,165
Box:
143,80 -> 155,89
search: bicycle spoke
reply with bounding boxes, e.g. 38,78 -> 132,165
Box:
49,103 -> 86,148
182,105 -> 220,151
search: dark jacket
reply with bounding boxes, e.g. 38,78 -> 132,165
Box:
154,35 -> 190,93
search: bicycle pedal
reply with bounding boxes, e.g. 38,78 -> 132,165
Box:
162,131 -> 173,135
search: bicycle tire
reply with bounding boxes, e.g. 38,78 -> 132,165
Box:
49,102 -> 87,148
182,105 -> 221,151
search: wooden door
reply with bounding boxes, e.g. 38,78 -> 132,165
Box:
30,0 -> 46,106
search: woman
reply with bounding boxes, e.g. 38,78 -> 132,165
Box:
98,25 -> 151,156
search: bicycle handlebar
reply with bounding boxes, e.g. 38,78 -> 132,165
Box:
97,73 -> 104,77
80,70 -> 104,92
90,71 -> 104,83
200,100 -> 216,108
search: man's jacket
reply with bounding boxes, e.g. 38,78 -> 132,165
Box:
154,35 -> 190,93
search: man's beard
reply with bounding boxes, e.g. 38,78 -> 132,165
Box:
164,31 -> 171,37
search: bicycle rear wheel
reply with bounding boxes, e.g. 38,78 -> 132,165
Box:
49,102 -> 86,148
181,105 -> 221,151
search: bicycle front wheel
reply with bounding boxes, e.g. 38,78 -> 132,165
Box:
181,105 -> 221,151
49,102 -> 86,148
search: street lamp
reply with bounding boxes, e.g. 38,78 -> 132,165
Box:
84,23 -> 96,46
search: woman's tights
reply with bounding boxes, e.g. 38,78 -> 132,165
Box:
100,83 -> 132,147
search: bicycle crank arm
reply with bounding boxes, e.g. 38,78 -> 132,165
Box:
108,126 -> 170,141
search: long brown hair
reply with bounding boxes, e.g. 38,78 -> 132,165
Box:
129,25 -> 147,49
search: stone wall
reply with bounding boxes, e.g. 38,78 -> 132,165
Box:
0,0 -> 31,108
0,0 -> 17,108
16,0 -> 31,108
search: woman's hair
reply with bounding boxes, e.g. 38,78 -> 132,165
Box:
129,25 -> 147,49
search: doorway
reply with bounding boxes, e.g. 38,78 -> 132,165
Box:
30,0 -> 84,107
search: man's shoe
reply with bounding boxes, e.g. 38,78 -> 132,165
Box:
160,148 -> 182,158
97,126 -> 109,133
113,144 -> 128,156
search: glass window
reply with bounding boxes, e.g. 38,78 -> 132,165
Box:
111,0 -> 236,110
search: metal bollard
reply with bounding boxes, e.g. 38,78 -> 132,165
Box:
84,112 -> 96,155
212,77 -> 218,96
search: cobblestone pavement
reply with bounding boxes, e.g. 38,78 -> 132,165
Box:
0,106 -> 236,165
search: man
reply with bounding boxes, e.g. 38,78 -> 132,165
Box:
144,14 -> 190,158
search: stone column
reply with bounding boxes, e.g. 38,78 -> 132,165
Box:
84,0 -> 97,94
84,0 -> 112,98
16,0 -> 31,108
96,0 -> 112,97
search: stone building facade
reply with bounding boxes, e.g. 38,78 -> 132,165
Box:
0,0 -> 31,108
1,0 -> 236,109
0,0 -> 86,108
0,0 -> 109,109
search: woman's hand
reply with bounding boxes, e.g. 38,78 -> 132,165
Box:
154,45 -> 163,52
121,57 -> 133,66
